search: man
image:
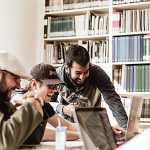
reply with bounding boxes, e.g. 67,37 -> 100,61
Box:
0,51 -> 44,150
55,44 -> 128,129
12,63 -> 79,142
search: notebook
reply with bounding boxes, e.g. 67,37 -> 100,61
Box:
73,97 -> 144,150
73,107 -> 117,150
124,96 -> 144,140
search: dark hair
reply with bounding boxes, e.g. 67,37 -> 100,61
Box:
65,45 -> 90,67
0,70 -> 7,83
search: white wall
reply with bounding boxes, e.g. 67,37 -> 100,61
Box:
0,0 -> 44,73
36,0 -> 45,65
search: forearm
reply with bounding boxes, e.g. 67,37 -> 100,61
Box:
66,122 -> 78,132
103,89 -> 128,128
47,114 -> 78,133
42,127 -> 55,141
42,127 -> 79,141
59,116 -> 78,131
66,130 -> 79,141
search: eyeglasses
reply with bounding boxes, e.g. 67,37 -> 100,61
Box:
47,84 -> 61,91
13,76 -> 21,83
9,72 -> 21,83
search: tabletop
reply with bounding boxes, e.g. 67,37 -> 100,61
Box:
17,140 -> 84,150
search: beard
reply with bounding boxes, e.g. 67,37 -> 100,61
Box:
71,77 -> 88,89
0,80 -> 10,102
67,69 -> 87,87
0,91 -> 10,102
74,78 -> 84,86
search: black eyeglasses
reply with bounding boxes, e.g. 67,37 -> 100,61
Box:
47,84 -> 61,91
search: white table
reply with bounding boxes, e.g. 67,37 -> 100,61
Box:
18,140 -> 83,150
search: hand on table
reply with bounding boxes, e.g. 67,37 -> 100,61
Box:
63,104 -> 75,117
112,126 -> 126,135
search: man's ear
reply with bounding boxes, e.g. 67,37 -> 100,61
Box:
30,79 -> 37,89
64,65 -> 69,73
64,65 -> 69,70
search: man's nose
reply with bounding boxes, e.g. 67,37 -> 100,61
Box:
53,89 -> 57,92
15,81 -> 21,89
79,74 -> 86,81
49,88 -> 57,93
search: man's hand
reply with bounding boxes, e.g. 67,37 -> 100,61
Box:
112,126 -> 126,135
63,104 -> 75,116
22,90 -> 44,106
112,126 -> 126,144
22,90 -> 44,117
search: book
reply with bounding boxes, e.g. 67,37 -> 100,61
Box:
112,12 -> 121,33
49,16 -> 75,37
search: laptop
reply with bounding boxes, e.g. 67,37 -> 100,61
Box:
124,96 -> 144,140
73,97 -> 144,150
73,107 -> 117,150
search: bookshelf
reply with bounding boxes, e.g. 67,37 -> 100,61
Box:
43,0 -> 150,126
111,1 -> 150,126
44,0 -> 111,75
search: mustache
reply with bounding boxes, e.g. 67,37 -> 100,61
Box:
75,78 -> 85,83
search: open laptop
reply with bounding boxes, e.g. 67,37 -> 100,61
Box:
73,97 -> 144,150
124,96 -> 144,140
73,107 -> 117,150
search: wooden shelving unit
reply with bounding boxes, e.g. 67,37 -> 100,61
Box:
43,0 -> 150,127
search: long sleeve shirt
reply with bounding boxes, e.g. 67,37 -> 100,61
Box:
0,101 -> 43,150
55,64 -> 128,129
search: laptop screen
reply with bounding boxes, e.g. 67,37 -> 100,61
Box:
73,107 -> 117,150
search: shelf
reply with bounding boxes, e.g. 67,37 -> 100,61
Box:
112,61 -> 150,65
140,118 -> 150,122
139,122 -> 150,131
45,6 -> 109,16
113,1 -> 150,10
44,34 -> 109,42
51,62 -> 111,68
94,62 -> 111,66
119,92 -> 150,99
52,64 -> 63,67
112,31 -> 150,36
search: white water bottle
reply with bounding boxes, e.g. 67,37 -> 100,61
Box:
55,118 -> 66,150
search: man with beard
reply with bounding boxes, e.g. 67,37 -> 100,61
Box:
0,51 -> 44,150
54,45 -> 128,130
